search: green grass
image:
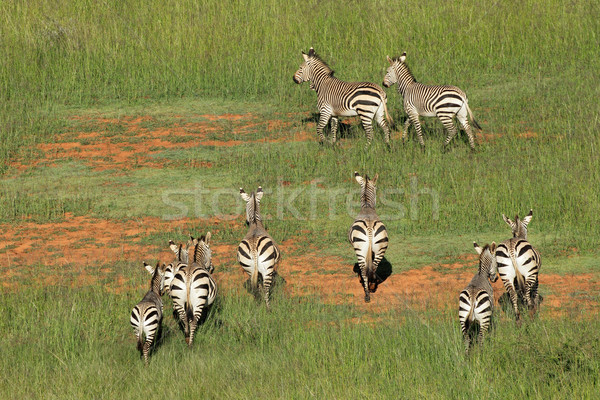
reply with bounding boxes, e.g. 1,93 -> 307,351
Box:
1,0 -> 600,398
0,286 -> 598,399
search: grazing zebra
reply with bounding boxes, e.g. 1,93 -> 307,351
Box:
169,233 -> 217,346
348,172 -> 389,302
383,52 -> 481,150
495,210 -> 541,325
294,47 -> 392,146
130,262 -> 167,364
459,242 -> 498,353
237,186 -> 281,309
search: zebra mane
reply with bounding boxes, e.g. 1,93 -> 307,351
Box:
240,187 -> 263,225
309,52 -> 335,77
476,243 -> 496,274
391,55 -> 416,83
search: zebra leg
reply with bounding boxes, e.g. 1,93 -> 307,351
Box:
330,117 -> 339,144
525,276 -> 539,317
142,339 -> 152,365
439,115 -> 459,149
477,322 -> 490,346
402,119 -> 411,145
262,272 -> 274,310
374,105 -> 391,146
457,110 -> 476,150
504,282 -> 522,326
316,112 -> 332,144
359,264 -> 370,302
408,113 -> 425,148
461,321 -> 471,354
360,117 -> 375,145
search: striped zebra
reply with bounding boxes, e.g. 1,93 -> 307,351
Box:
495,210 -> 541,325
383,52 -> 481,150
130,262 -> 167,364
294,47 -> 392,146
237,186 -> 281,309
459,242 -> 498,354
169,233 -> 217,346
165,240 -> 188,295
348,172 -> 389,302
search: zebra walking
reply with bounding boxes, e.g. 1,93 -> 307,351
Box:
294,47 -> 392,146
169,233 -> 217,346
459,242 -> 498,354
383,52 -> 481,150
348,172 -> 389,302
495,210 -> 541,325
130,262 -> 167,364
237,186 -> 281,309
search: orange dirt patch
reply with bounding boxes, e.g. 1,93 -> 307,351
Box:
10,113 -> 313,172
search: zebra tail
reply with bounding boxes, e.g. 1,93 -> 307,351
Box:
136,326 -> 144,352
466,102 -> 482,130
251,254 -> 259,290
366,232 -> 375,282
383,97 -> 393,127
510,253 -> 527,295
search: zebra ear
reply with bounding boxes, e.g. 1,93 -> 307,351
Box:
523,209 -> 533,226
400,52 -> 406,63
308,47 -> 315,57
473,242 -> 483,255
387,55 -> 393,64
302,52 -> 309,62
354,171 -> 365,186
144,261 -> 156,274
240,187 -> 252,202
255,186 -> 264,202
489,242 -> 497,254
372,173 -> 379,185
204,231 -> 211,245
502,213 -> 513,227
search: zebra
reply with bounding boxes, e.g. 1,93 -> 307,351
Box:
348,172 -> 389,302
294,47 -> 392,146
165,240 -> 188,295
130,262 -> 167,364
495,209 -> 541,325
383,52 -> 481,150
169,233 -> 217,346
459,242 -> 498,354
237,186 -> 281,309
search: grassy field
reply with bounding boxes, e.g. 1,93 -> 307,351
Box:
1,0 -> 600,398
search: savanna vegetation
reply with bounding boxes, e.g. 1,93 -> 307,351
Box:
1,0 -> 599,398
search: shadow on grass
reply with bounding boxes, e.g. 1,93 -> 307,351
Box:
353,256 -> 393,293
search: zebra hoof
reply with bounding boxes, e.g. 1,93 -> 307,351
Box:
364,295 -> 371,303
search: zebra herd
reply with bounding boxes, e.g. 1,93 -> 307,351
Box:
130,47 -> 540,362
294,48 -> 481,149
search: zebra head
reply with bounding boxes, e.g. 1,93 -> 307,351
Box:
143,261 -> 168,295
355,171 -> 378,209
294,48 -> 333,89
473,242 -> 498,282
240,186 -> 264,225
293,47 -> 315,84
189,232 -> 214,273
502,209 -> 533,239
383,52 -> 413,91
169,239 -> 188,264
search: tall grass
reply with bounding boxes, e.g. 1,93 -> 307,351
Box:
1,285 -> 598,399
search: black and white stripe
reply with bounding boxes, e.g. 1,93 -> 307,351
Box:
348,172 -> 389,302
130,262 -> 166,364
237,186 -> 281,309
383,52 -> 481,149
495,210 -> 541,324
459,242 -> 498,353
169,233 -> 217,346
294,47 -> 391,145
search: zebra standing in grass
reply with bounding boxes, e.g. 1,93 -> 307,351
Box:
383,52 -> 481,150
348,172 -> 389,302
294,47 -> 392,146
495,210 -> 541,325
459,242 -> 498,353
237,186 -> 281,309
130,262 -> 167,364
169,233 -> 217,346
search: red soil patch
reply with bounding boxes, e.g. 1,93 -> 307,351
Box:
1,213 -> 597,318
10,113 -> 312,172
